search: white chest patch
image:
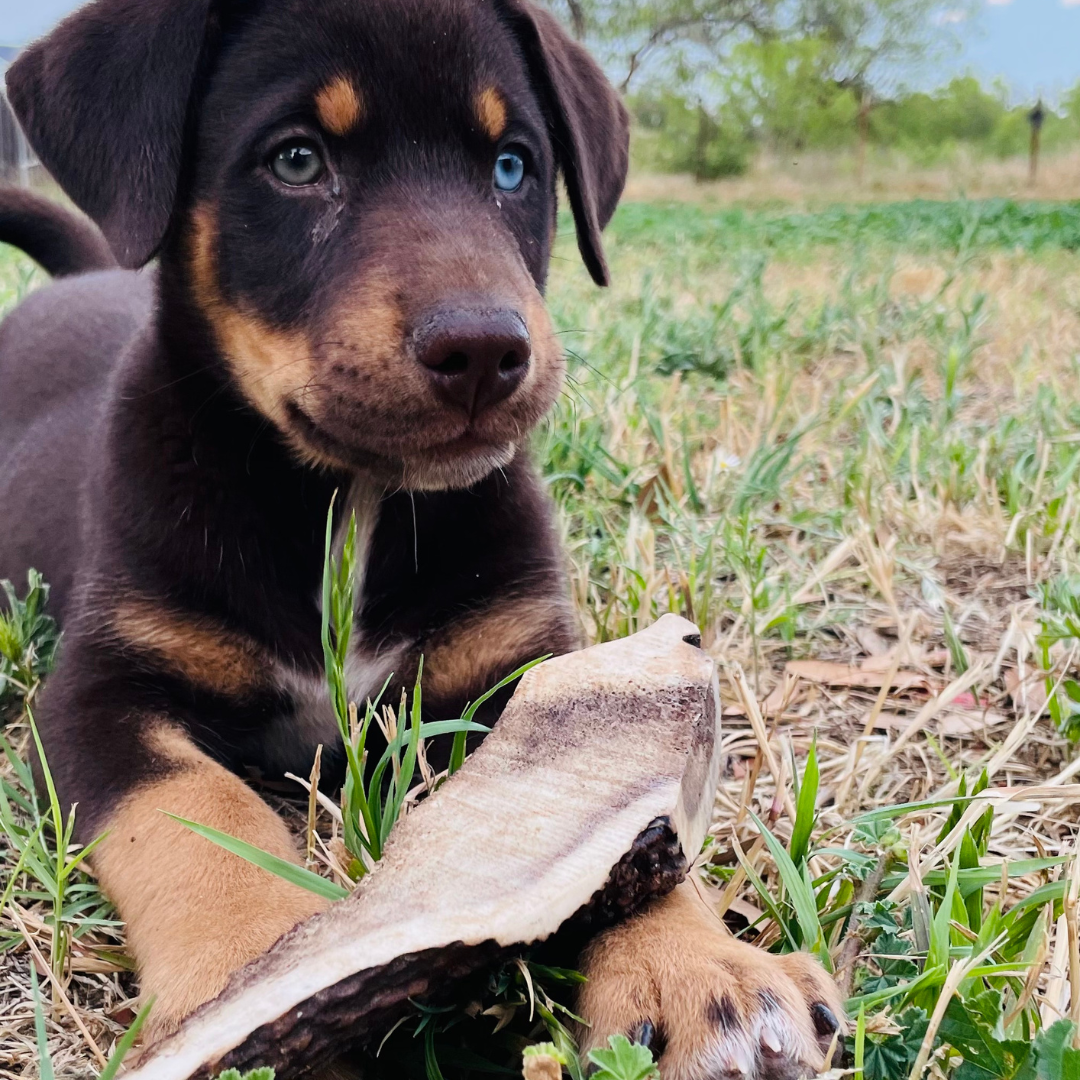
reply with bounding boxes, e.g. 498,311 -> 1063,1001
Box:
260,644 -> 410,776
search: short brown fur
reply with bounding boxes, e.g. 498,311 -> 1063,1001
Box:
423,593 -> 581,700
475,87 -> 508,141
188,206 -> 316,443
111,596 -> 269,698
315,76 -> 365,137
92,727 -> 327,1039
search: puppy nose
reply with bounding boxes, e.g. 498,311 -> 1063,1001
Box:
414,308 -> 531,417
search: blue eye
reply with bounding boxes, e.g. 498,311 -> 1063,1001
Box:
494,150 -> 525,193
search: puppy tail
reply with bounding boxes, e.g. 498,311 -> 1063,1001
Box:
0,187 -> 117,277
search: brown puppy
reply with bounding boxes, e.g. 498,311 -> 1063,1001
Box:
0,0 -> 841,1074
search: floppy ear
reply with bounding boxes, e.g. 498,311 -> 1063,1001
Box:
6,0 -> 215,268
498,1 -> 629,286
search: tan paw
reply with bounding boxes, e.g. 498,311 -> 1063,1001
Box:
577,881 -> 845,1080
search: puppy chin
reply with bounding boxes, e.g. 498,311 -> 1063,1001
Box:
401,442 -> 517,492
282,404 -> 517,491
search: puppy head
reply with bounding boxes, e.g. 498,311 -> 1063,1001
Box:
7,0 -> 629,490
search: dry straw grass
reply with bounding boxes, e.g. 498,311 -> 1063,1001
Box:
625,149 -> 1080,208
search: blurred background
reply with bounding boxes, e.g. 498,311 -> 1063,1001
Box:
5,0 -> 1080,199
545,0 -> 1080,201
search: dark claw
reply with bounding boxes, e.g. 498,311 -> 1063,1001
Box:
630,1019 -> 666,1059
633,1019 -> 655,1048
810,1002 -> 840,1038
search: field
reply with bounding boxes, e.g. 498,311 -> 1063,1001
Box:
4,182 -> 1080,1077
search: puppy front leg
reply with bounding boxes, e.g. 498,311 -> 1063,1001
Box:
578,880 -> 844,1080
92,725 -> 326,1040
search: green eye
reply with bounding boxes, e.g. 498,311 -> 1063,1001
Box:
270,140 -> 325,186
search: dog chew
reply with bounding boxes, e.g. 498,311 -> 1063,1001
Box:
125,614 -> 722,1080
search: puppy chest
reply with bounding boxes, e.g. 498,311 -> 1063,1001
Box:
259,645 -> 408,776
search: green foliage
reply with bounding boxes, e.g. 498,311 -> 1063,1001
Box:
1034,575 -> 1080,740
860,1007 -> 929,1079
724,751 -> 1069,1078
630,38 -> 1080,176
631,36 -> 864,176
727,38 -> 861,152
524,1042 -> 568,1064
1032,1021 -> 1080,1079
31,966 -> 53,1080
828,992 -> 1080,1080
603,201 -> 1080,261
214,1070 -> 276,1080
653,255 -> 806,380
586,1035 -> 659,1080
869,78 -> 1027,163
0,713 -> 117,978
165,812 -> 349,901
631,92 -> 752,179
0,569 -> 60,715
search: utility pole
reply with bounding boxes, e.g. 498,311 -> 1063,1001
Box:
857,89 -> 872,186
1028,99 -> 1045,188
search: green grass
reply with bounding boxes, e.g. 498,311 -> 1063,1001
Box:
603,200 -> 1080,261
542,199 -> 1080,653
4,192 -> 1080,1076
540,196 -> 1080,1074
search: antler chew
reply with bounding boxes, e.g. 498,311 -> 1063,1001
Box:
126,613 -> 721,1080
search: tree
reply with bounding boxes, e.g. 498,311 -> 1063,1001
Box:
795,0 -> 975,176
798,0 -> 973,93
541,0 -> 782,91
539,0 -> 974,96
721,37 -> 861,152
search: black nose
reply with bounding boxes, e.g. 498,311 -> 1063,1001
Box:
414,308 -> 531,417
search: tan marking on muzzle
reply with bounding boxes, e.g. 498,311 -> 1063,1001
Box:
188,207 -> 315,441
475,86 -> 508,141
315,76 -> 365,137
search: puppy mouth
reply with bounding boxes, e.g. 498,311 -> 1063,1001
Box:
284,401 -> 513,486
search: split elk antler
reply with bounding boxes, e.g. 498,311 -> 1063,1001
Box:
127,614 -> 721,1080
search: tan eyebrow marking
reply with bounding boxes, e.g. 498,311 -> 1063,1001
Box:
315,76 -> 364,137
475,86 -> 508,141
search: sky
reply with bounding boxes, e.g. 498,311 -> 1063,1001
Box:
936,0 -> 1080,102
2,0 -> 1080,103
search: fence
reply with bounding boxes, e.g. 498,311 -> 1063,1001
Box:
0,72 -> 38,186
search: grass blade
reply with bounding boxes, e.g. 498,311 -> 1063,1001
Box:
450,656 -> 549,776
789,734 -> 818,867
31,963 -> 55,1080
97,997 -> 155,1080
748,809 -> 828,966
731,835 -> 801,952
164,813 -> 348,901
